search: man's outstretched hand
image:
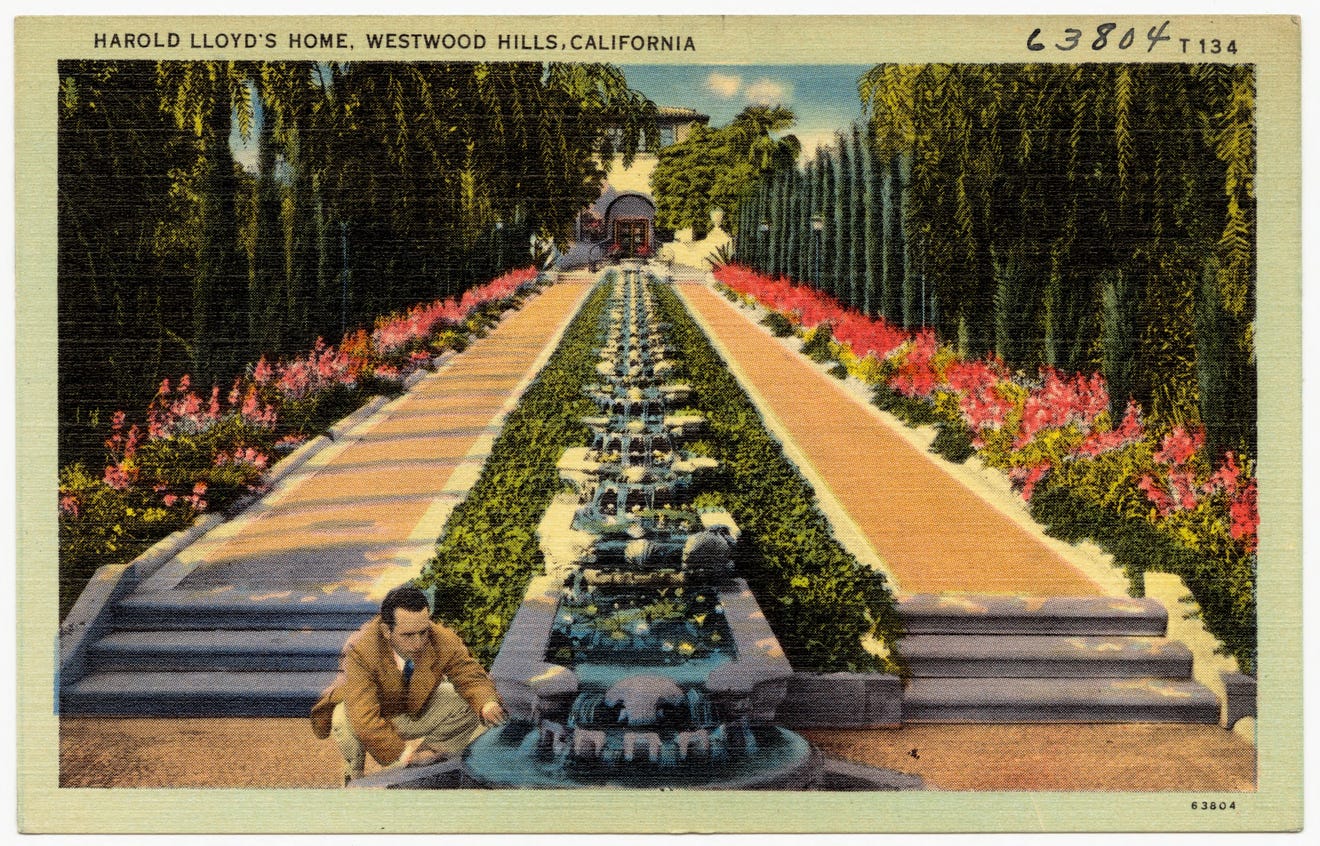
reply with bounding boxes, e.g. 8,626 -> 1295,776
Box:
480,701 -> 508,726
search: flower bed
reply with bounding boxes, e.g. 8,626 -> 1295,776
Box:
57,268 -> 542,618
714,264 -> 1257,673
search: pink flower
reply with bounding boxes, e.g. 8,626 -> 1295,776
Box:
1073,400 -> 1144,458
1168,467 -> 1200,511
1154,426 -> 1205,467
1138,474 -> 1174,517
889,330 -> 939,399
59,494 -> 80,519
253,357 -> 274,385
103,464 -> 133,491
1009,463 -> 1051,501
162,493 -> 178,507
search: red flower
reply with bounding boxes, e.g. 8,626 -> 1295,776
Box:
1230,479 -> 1259,554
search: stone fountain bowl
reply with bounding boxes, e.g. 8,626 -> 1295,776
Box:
460,720 -> 816,789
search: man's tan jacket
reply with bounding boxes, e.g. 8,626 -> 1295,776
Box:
310,616 -> 500,766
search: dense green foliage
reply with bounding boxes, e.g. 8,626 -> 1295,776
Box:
651,283 -> 902,674
58,59 -> 657,468
738,64 -> 1256,458
413,281 -> 612,666
1030,481 -> 1255,674
650,105 -> 800,240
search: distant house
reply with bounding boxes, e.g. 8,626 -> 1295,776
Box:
563,106 -> 710,267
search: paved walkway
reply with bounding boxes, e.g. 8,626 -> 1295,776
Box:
141,276 -> 594,603
58,716 -> 1256,790
677,281 -> 1104,597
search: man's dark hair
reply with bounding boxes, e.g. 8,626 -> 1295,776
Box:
381,585 -> 431,628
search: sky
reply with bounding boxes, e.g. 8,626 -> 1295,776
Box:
620,64 -> 873,158
232,63 -> 872,171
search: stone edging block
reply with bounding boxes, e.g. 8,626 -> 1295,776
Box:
776,672 -> 903,729
1222,671 -> 1257,730
327,395 -> 390,441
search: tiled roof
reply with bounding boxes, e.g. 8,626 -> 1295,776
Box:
656,105 -> 710,122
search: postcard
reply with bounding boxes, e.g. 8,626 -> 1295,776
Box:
15,12 -> 1302,834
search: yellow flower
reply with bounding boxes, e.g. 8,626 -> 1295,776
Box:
677,642 -> 695,656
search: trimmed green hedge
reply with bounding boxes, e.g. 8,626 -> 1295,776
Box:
653,281 -> 902,674
413,280 -> 611,666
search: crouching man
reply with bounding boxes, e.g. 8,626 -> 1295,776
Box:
311,585 -> 507,785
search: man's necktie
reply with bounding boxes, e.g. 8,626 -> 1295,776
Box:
402,659 -> 414,692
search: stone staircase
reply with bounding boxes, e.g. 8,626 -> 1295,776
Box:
897,594 -> 1221,723
59,589 -> 373,717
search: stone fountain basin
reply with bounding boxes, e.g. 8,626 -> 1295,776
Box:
491,575 -> 792,726
460,722 -> 814,790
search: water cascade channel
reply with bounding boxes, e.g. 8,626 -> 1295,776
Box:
465,267 -> 816,788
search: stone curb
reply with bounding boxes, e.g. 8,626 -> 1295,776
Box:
326,395 -> 390,441
777,672 -> 903,729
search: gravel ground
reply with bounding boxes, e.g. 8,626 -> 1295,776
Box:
60,717 -> 1256,791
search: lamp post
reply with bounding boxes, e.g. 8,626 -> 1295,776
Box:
758,220 -> 769,273
494,218 -> 504,276
811,213 -> 824,291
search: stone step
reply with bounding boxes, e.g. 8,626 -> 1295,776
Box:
112,590 -> 377,631
897,594 -> 1167,636
902,677 -> 1220,723
88,629 -> 355,673
59,670 -> 338,717
898,635 -> 1193,679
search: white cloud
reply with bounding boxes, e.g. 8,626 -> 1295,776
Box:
793,130 -> 839,161
705,72 -> 742,98
745,78 -> 791,106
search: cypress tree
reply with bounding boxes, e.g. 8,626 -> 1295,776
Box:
1195,259 -> 1230,458
860,128 -> 879,316
1101,268 -> 1137,418
897,153 -> 917,328
850,125 -> 866,311
812,153 -> 827,292
834,133 -> 851,305
785,168 -> 799,282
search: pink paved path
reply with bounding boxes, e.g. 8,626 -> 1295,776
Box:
679,282 -> 1104,597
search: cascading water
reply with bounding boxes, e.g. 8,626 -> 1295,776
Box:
466,267 -> 814,789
